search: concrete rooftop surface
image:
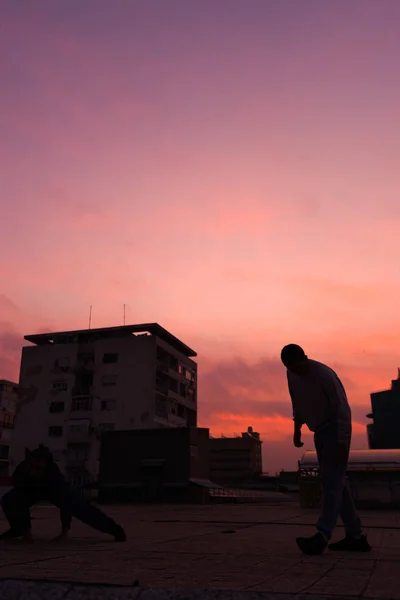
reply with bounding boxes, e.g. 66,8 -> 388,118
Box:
0,501 -> 399,600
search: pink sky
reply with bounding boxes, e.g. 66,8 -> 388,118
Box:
1,1 -> 400,472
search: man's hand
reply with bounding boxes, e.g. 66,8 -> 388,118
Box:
293,430 -> 304,448
50,530 -> 69,543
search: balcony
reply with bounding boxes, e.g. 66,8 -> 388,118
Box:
66,456 -> 88,468
70,394 -> 93,413
156,362 -> 170,377
0,428 -> 12,443
67,429 -> 92,444
67,417 -> 93,443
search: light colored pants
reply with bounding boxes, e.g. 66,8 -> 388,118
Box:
314,425 -> 363,540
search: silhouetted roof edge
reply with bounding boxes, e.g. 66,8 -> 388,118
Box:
24,323 -> 197,357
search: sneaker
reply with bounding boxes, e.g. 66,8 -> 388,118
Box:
328,535 -> 371,552
296,532 -> 327,556
114,526 -> 127,542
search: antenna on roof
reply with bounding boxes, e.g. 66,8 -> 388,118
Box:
123,304 -> 126,326
88,306 -> 92,330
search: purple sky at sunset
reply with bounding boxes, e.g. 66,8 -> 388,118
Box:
2,1 -> 400,472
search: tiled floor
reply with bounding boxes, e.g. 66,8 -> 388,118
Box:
0,503 -> 398,597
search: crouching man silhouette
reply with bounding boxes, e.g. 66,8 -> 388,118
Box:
0,445 -> 126,543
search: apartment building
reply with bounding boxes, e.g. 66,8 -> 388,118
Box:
10,323 -> 197,487
209,427 -> 262,485
0,380 -> 19,476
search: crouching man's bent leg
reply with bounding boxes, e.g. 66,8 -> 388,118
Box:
0,488 -> 37,540
50,483 -> 126,542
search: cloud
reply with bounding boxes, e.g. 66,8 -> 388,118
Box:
0,295 -> 20,314
197,354 -> 371,470
0,324 -> 23,381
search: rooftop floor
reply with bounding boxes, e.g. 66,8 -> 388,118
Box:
0,501 -> 399,598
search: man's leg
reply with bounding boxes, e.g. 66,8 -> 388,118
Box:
52,488 -> 126,540
316,459 -> 347,541
328,479 -> 371,552
340,478 -> 363,538
296,432 -> 347,555
1,488 -> 35,539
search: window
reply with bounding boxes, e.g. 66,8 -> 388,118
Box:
54,358 -> 69,371
52,381 -> 68,392
169,378 -> 178,393
49,401 -> 65,413
48,426 -> 63,437
179,382 -> 187,398
0,413 -> 14,429
187,408 -> 196,427
155,394 -> 168,418
102,353 -> 119,364
73,373 -> 93,395
101,375 -> 117,386
67,443 -> 89,464
170,356 -> 179,370
177,404 -> 186,418
98,423 -> 115,432
52,450 -> 64,462
69,423 -> 89,436
101,399 -> 116,411
77,352 -> 94,368
0,445 -> 9,460
71,397 -> 92,411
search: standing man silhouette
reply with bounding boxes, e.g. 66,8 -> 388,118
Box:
281,344 -> 371,555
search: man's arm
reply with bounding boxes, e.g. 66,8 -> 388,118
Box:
288,375 -> 304,447
322,371 -> 352,444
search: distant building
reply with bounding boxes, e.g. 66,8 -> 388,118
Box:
0,380 -> 19,476
367,370 -> 400,449
10,323 -> 197,487
98,427 -> 210,503
209,427 -> 262,485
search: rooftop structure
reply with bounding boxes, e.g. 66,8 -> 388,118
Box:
25,323 -> 197,357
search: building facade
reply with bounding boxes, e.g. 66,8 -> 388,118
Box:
209,427 -> 262,485
367,370 -> 400,449
11,324 -> 197,486
0,380 -> 19,476
98,427 -> 210,503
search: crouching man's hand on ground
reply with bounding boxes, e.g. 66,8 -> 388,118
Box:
50,529 -> 69,543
